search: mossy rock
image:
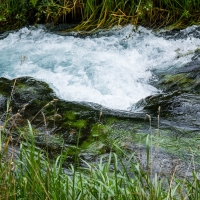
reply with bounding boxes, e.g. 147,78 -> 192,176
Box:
1,77 -> 200,174
159,73 -> 194,92
0,77 -> 146,151
151,49 -> 200,94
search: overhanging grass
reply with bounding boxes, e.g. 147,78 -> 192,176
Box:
0,0 -> 200,31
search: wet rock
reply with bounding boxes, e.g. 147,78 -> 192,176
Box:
0,95 -> 7,115
158,26 -> 200,40
152,50 -> 200,94
1,76 -> 200,178
127,144 -> 198,179
141,48 -> 200,133
0,31 -> 9,40
135,92 -> 200,131
0,77 -> 145,152
0,77 -> 96,146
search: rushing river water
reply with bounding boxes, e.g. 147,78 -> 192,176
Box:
1,25 -> 200,178
0,25 -> 200,110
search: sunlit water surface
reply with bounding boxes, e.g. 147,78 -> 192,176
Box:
0,25 -> 200,110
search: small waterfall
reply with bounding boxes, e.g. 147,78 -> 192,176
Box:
0,25 -> 199,110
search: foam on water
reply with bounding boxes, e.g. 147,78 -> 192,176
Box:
0,25 -> 200,110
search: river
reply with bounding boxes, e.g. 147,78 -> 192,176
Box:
0,25 -> 199,110
1,25 -> 200,177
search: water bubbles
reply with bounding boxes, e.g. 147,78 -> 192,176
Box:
0,25 -> 200,110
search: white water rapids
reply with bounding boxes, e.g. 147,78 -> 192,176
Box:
0,25 -> 200,110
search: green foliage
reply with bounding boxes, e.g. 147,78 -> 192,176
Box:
1,127 -> 200,199
63,111 -> 87,129
30,0 -> 38,7
0,0 -> 200,31
0,112 -> 200,199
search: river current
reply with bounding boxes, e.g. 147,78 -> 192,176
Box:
0,25 -> 199,110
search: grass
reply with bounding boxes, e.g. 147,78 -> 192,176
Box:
0,81 -> 199,200
1,126 -> 200,199
0,0 -> 200,31
1,115 -> 200,199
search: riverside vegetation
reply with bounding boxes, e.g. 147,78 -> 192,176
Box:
0,0 -> 200,31
0,75 -> 200,199
1,1 -> 200,199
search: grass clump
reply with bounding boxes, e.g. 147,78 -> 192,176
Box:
1,120 -> 200,199
0,0 -> 200,31
0,77 -> 200,199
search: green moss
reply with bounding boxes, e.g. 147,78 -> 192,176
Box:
163,74 -> 192,84
91,123 -> 108,136
105,117 -> 118,125
80,120 -> 141,154
71,119 -> 87,129
15,82 -> 27,90
64,119 -> 87,129
63,111 -> 77,121
80,123 -> 107,150
161,73 -> 194,91
64,146 -> 81,156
